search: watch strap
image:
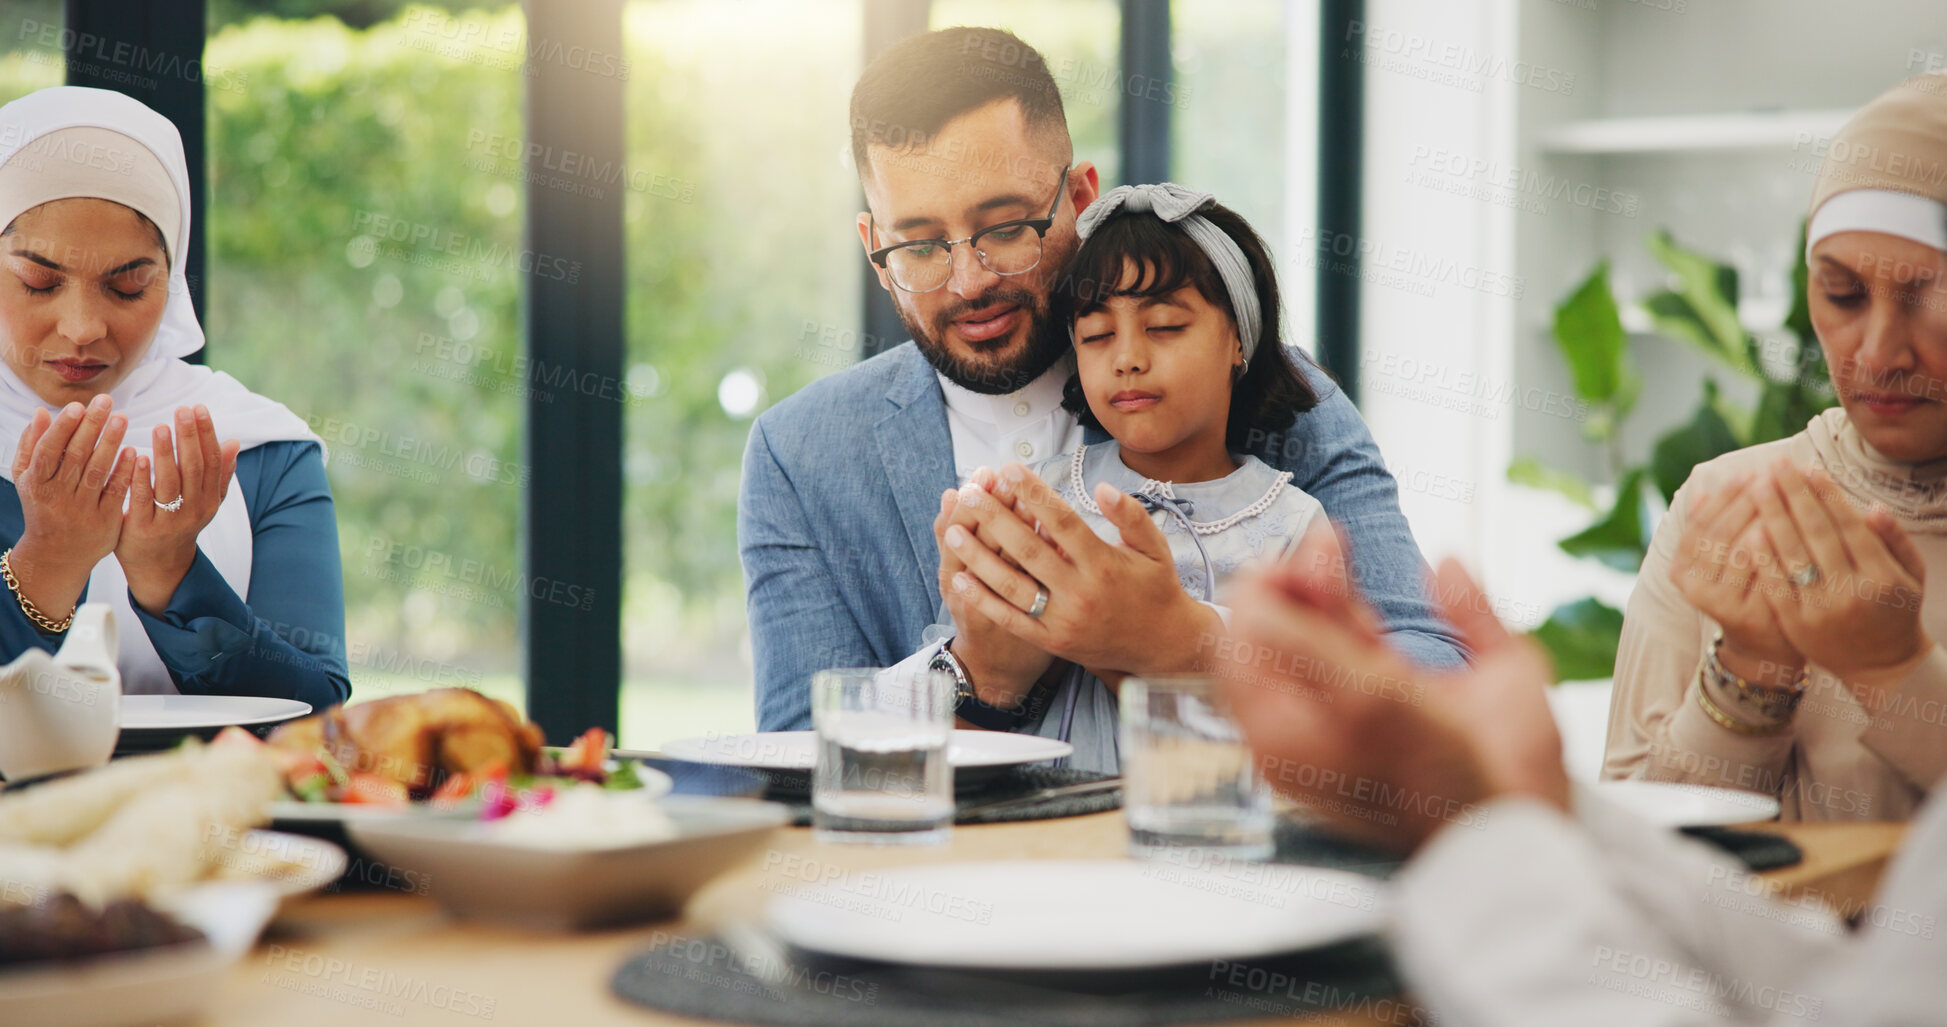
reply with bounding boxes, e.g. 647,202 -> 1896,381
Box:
934,640 -> 1034,731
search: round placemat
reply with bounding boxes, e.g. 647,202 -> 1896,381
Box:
1680,825 -> 1804,871
613,931 -> 1403,1027
778,768 -> 1121,827
612,822 -> 1410,1026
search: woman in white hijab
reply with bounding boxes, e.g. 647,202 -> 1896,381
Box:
0,86 -> 347,708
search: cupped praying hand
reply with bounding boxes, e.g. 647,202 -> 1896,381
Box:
8,396 -> 239,623
118,403 -> 241,614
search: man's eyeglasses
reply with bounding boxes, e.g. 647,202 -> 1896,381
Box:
867,164 -> 1071,294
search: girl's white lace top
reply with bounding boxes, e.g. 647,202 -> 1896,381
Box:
1035,441 -> 1323,603
1020,441 -> 1327,776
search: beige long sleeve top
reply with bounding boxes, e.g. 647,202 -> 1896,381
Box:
1603,412 -> 1947,821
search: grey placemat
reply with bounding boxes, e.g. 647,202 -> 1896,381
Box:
779,768 -> 1122,827
1678,825 -> 1802,871
1268,819 -> 1404,879
612,934 -> 1402,1027
611,823 -> 1407,1026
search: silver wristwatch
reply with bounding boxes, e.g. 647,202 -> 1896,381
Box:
932,639 -> 1032,730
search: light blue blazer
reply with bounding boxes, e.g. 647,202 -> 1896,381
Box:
739,342 -> 1467,732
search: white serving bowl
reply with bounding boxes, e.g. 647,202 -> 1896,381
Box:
345,795 -> 789,930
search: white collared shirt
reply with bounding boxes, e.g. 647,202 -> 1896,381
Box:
935,354 -> 1084,483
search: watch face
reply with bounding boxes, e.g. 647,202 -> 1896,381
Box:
933,651 -> 974,704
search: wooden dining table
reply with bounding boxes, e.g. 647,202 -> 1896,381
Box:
202,810 -> 1908,1027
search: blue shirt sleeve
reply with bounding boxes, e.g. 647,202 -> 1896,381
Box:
130,440 -> 351,709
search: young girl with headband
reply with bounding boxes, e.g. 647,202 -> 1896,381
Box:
1016,182 -> 1340,772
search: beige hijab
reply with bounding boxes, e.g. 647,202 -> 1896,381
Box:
1803,74 -> 1947,534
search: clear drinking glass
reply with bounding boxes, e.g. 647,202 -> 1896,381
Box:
811,667 -> 955,845
1119,675 -> 1275,861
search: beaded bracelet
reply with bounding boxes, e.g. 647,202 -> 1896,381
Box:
1695,676 -> 1790,736
1694,636 -> 1802,737
1706,633 -> 1806,722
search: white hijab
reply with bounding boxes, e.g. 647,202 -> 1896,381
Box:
0,86 -> 324,694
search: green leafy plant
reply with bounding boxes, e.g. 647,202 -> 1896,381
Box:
1514,229 -> 1836,681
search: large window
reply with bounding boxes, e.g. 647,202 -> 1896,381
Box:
1,0 -> 1315,745
1171,1 -> 1289,261
618,0 -> 864,748
2,1 -> 64,92
204,4 -> 530,708
931,0 -> 1120,183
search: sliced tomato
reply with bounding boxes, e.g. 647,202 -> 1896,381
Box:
339,772 -> 410,806
429,772 -> 475,804
560,727 -> 610,775
266,745 -> 318,779
430,758 -> 508,805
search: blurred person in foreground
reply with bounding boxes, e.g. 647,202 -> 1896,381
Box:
1220,529 -> 1946,1025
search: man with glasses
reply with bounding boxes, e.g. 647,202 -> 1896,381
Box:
739,26 -> 1465,734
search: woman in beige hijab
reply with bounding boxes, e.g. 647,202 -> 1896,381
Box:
1605,74 -> 1947,821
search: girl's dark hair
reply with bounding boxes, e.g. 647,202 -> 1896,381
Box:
1051,199 -> 1318,454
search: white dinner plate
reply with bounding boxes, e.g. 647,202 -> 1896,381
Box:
264,798 -> 452,825
1587,780 -> 1782,827
659,730 -> 1073,771
0,880 -> 278,1027
118,694 -> 313,731
115,696 -> 315,756
766,860 -> 1386,970
206,829 -> 348,901
347,795 -> 789,929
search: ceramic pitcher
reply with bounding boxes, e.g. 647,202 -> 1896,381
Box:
0,603 -> 120,781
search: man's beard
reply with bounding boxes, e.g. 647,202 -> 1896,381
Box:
899,285 -> 1070,396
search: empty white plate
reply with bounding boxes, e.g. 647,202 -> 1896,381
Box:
118,694 -> 313,731
659,729 -> 1071,770
1587,780 -> 1781,827
766,860 -> 1386,970
114,695 -> 313,754
208,829 -> 348,902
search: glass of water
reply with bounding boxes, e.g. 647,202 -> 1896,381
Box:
1120,675 -> 1274,861
811,666 -> 955,845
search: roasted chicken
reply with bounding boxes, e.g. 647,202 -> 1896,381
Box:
266,688 -> 544,794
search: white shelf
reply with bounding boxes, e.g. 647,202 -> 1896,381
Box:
1537,109 -> 1853,156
